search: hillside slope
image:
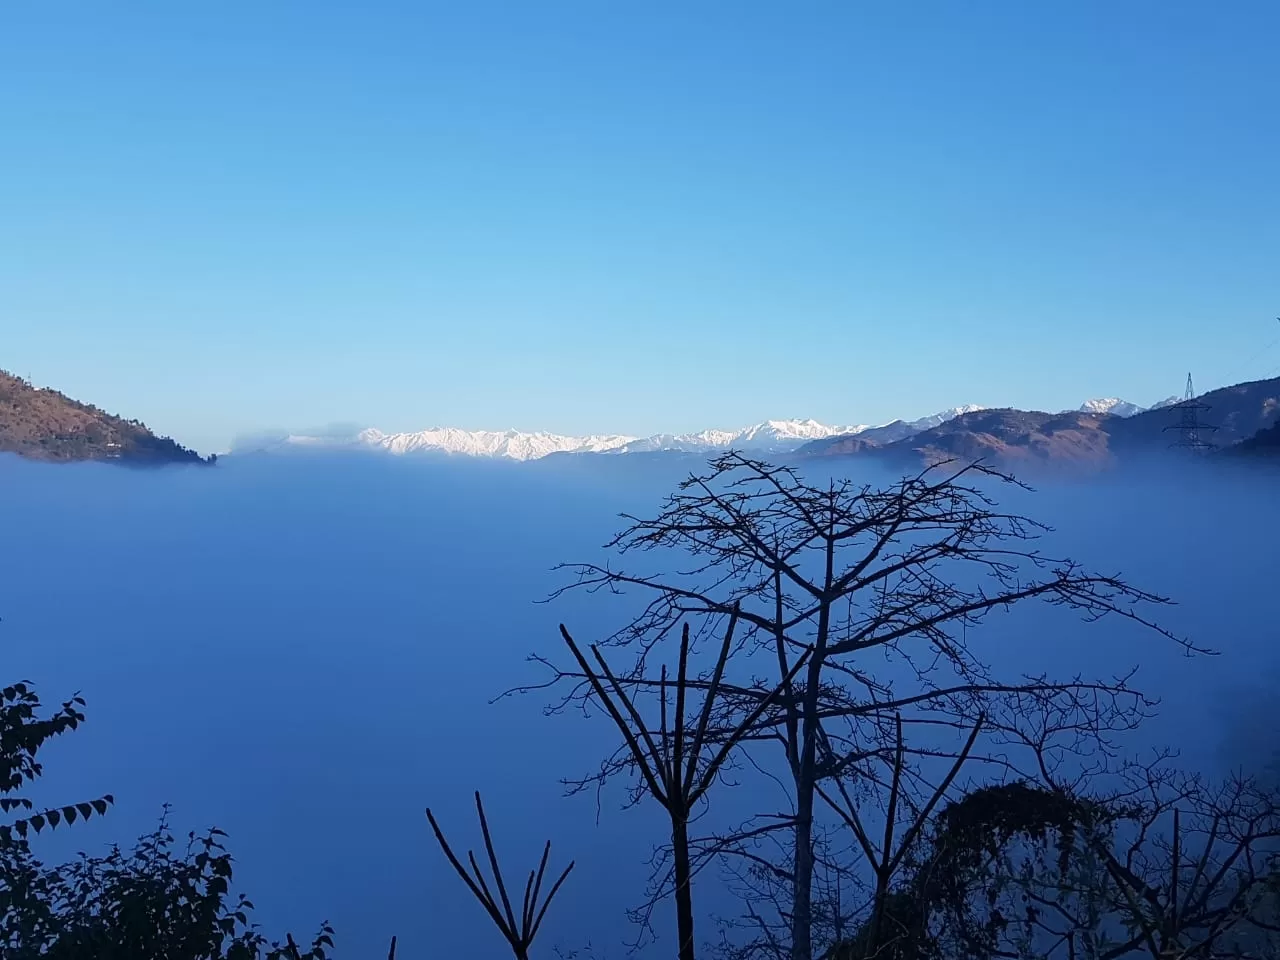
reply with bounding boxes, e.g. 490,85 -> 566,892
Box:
1107,377 -> 1280,452
810,409 -> 1114,470
0,370 -> 209,464
798,377 -> 1280,471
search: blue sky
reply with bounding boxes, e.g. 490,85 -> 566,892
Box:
3,2 -> 1278,454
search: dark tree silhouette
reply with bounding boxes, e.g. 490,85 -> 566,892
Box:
826,763 -> 1280,960
815,712 -> 984,957
0,680 -> 113,844
1027,763 -> 1280,959
426,791 -> 574,960
555,609 -> 812,960
531,453 -> 1204,960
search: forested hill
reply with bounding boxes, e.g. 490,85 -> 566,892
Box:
0,369 -> 211,465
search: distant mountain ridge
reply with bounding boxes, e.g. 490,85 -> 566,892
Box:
609,418 -> 868,455
256,411 -> 994,461
798,378 -> 1280,472
256,418 -> 878,461
0,369 -> 210,465
800,409 -> 1118,467
10,364 -> 1270,471
257,400 -> 1155,462
359,426 -> 637,460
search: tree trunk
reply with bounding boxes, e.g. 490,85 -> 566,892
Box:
865,868 -> 890,957
791,642 -> 826,960
793,557 -> 833,960
792,716 -> 817,960
673,812 -> 696,960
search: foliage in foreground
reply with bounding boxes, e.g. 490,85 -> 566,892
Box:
0,675 -> 332,959
0,812 -> 335,960
0,680 -> 113,846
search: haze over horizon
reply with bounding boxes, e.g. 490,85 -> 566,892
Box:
4,2 -> 1279,455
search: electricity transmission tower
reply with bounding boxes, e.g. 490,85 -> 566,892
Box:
1164,372 -> 1218,451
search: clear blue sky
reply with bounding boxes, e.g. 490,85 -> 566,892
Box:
3,2 -> 1278,454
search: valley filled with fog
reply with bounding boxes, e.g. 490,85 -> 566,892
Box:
1,451 -> 1276,958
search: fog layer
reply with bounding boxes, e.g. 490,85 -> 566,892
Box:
0,451 -> 1275,957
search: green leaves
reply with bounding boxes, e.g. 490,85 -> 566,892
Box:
0,812 -> 336,959
0,673 -> 333,957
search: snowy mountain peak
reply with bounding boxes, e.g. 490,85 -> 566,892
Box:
907,404 -> 986,430
738,418 -> 870,443
1078,398 -> 1146,417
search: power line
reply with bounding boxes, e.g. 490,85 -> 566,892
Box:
1220,316 -> 1280,386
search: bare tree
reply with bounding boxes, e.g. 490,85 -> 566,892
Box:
426,792 -> 574,960
557,608 -> 811,960
816,712 -> 984,957
527,453 -> 1202,960
1068,768 -> 1280,959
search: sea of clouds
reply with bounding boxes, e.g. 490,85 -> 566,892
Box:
1,449 -> 1276,957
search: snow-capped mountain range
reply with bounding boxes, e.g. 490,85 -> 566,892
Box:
610,418 -> 871,455
240,394 -> 1177,463
247,397 -> 1166,462
332,419 -> 878,461
358,426 -> 636,460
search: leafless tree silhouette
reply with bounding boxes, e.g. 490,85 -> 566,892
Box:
426,792 -> 574,960
1035,763 -> 1280,959
557,608 -> 811,960
816,712 -> 984,956
520,453 -> 1204,960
